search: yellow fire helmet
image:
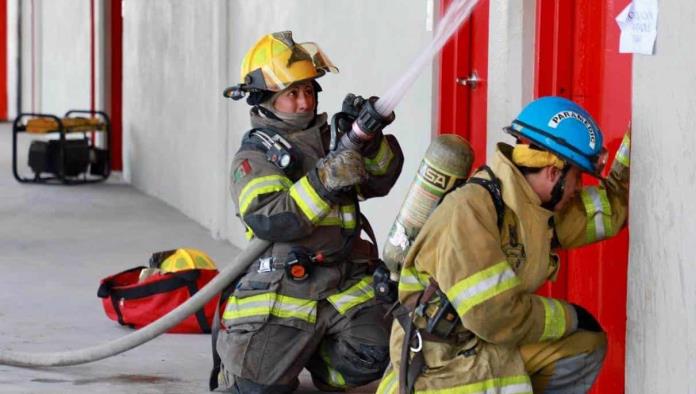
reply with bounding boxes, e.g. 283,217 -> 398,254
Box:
159,248 -> 217,273
225,31 -> 338,99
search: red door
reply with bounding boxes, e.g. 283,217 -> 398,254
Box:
438,0 -> 489,170
0,0 -> 7,121
108,0 -> 123,170
536,1 -> 632,393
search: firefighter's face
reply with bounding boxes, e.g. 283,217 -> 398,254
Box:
273,81 -> 316,113
553,166 -> 583,211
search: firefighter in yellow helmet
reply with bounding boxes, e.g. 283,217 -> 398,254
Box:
211,31 -> 404,393
376,97 -> 631,393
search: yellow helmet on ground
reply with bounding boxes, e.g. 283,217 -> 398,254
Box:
224,31 -> 338,100
158,248 -> 217,273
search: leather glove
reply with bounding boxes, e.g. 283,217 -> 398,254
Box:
315,150 -> 368,192
572,303 -> 603,332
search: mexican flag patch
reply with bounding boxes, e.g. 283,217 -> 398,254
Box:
233,159 -> 252,183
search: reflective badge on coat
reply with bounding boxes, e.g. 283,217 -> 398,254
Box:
233,160 -> 252,183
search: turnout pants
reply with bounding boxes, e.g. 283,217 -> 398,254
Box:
377,322 -> 606,394
520,330 -> 607,393
216,300 -> 391,393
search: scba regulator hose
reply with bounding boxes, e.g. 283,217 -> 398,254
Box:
0,239 -> 270,367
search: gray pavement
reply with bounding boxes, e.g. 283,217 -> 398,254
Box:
0,123 -> 378,393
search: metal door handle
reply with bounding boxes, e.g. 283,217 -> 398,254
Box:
456,71 -> 481,89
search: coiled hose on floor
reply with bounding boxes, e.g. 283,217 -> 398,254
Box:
0,239 -> 270,367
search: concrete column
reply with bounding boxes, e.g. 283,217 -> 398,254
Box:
627,2 -> 696,392
486,0 -> 536,157
122,1 -> 230,238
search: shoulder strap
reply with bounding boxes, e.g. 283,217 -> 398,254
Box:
466,165 -> 505,230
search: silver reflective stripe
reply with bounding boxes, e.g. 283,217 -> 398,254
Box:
616,134 -> 630,167
289,176 -> 330,223
223,293 -> 317,323
448,261 -> 521,317
540,297 -> 566,341
239,175 -> 292,214
327,277 -> 374,315
398,266 -> 428,292
365,138 -> 394,176
497,383 -> 534,394
584,187 -> 607,240
377,368 -> 397,394
340,205 -> 356,228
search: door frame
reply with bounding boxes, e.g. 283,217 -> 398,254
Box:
0,0 -> 7,120
105,0 -> 122,170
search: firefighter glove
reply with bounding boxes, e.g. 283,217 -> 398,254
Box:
315,150 -> 368,191
355,96 -> 395,139
572,303 -> 603,332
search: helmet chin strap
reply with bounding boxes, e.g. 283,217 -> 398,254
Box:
543,165 -> 570,211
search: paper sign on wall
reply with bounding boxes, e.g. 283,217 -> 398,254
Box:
616,0 -> 658,55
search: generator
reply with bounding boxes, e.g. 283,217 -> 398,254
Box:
12,110 -> 111,184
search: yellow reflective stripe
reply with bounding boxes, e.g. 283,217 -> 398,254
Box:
320,342 -> 347,388
223,293 -> 317,323
376,368 -> 398,394
446,261 -> 521,318
327,276 -> 374,315
615,133 -> 630,167
289,175 -> 331,223
244,227 -> 254,240
580,186 -> 613,242
317,205 -> 356,229
239,175 -> 293,215
365,138 -> 394,176
398,266 -> 429,293
340,204 -> 357,229
539,298 -> 566,342
416,375 -> 532,394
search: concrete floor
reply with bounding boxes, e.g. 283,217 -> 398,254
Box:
0,123 -> 378,393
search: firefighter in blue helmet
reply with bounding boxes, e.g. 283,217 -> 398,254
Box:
377,96 -> 631,393
212,31 -> 404,393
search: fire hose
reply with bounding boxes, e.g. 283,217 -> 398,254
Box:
0,0 -> 479,368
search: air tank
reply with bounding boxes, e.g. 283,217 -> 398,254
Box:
382,134 -> 474,276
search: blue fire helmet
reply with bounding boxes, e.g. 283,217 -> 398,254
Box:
505,96 -> 607,177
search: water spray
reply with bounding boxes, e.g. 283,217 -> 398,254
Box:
335,0 -> 480,152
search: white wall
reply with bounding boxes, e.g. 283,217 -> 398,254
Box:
40,1 -> 91,114
9,0 -> 101,117
14,0 -> 94,115
122,1 -> 230,242
124,0 -> 436,248
627,3 -> 696,392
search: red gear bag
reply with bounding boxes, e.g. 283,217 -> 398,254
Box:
97,266 -> 220,334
